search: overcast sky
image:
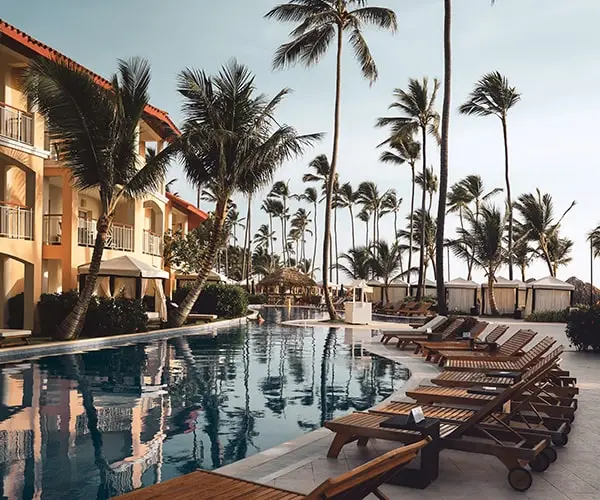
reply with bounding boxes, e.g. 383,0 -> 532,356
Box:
4,0 -> 599,284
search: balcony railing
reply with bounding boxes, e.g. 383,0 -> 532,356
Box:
143,229 -> 162,257
0,102 -> 33,146
0,201 -> 33,240
78,217 -> 134,252
43,214 -> 62,245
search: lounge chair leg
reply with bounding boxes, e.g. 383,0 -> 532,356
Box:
327,433 -> 356,458
357,437 -> 369,447
373,488 -> 390,500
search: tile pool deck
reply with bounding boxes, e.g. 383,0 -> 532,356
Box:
217,321 -> 600,500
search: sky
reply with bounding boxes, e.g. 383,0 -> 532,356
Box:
3,0 -> 600,284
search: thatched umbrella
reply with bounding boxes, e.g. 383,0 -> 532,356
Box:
258,267 -> 317,289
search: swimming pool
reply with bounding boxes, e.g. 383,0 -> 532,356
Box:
0,307 -> 408,499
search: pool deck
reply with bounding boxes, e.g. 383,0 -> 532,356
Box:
216,321 -> 600,500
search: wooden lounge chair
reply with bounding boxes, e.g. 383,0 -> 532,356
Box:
434,329 -> 537,365
116,437 -> 431,500
414,321 -> 491,354
403,302 -> 431,317
188,313 -> 218,323
442,336 -> 556,372
394,318 -> 466,350
379,315 -> 447,345
0,329 -> 31,347
325,376 -> 550,491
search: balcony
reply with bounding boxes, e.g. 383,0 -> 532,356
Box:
143,229 -> 162,257
0,101 -> 33,146
0,201 -> 33,240
43,214 -> 62,244
78,217 -> 134,252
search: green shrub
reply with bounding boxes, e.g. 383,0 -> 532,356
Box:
7,292 -> 24,329
248,293 -> 267,305
566,305 -> 600,351
525,309 -> 569,323
173,283 -> 248,319
38,291 -> 148,339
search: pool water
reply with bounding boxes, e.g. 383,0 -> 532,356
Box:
0,307 -> 408,499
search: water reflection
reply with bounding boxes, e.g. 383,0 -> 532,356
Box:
0,308 -> 408,499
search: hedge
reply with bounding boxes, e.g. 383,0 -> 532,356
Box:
525,309 -> 569,323
38,291 -> 148,339
172,283 -> 248,319
7,292 -> 25,329
566,305 -> 600,351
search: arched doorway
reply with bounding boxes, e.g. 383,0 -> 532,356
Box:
0,252 -> 36,330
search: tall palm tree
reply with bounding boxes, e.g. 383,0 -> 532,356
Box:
356,181 -> 389,247
357,208 -> 371,248
369,240 -> 403,303
227,208 -> 245,246
377,77 -> 440,300
24,57 -> 176,339
458,174 -> 502,219
381,190 -> 402,244
415,166 -> 438,217
253,224 -> 276,251
268,198 -> 288,264
379,133 -> 420,281
336,182 -> 358,249
170,60 -> 321,327
398,209 -> 437,280
295,187 -> 319,273
269,180 -> 292,265
337,246 -> 372,280
587,226 -> 600,305
446,183 -> 472,278
331,176 -> 341,283
451,204 -> 507,315
291,208 -> 312,262
459,72 -> 521,279
547,234 -> 573,277
261,198 -> 280,255
266,0 -> 398,319
513,189 -> 576,277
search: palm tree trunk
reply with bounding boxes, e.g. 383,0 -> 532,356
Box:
57,215 -> 110,339
393,211 -> 398,244
312,201 -> 318,274
408,163 -> 416,281
364,219 -> 368,247
321,28 -> 343,320
280,218 -> 286,265
334,207 -> 339,284
242,196 -> 251,286
488,273 -> 499,315
349,205 -> 355,250
521,265 -> 526,283
246,196 -> 253,287
169,199 -> 228,327
436,0 -> 451,315
417,127 -> 428,301
502,115 -> 514,280
269,214 -> 274,255
459,209 -> 473,280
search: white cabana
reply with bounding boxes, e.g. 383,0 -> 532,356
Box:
78,256 -> 168,321
445,278 -> 479,313
410,279 -> 437,298
481,276 -> 526,315
526,276 -> 574,314
367,279 -> 384,302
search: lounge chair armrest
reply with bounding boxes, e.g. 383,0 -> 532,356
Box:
466,386 -> 505,396
485,370 -> 522,380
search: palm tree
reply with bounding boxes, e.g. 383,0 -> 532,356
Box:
547,234 -> 573,277
336,182 -> 358,249
337,246 -> 372,280
446,183 -> 472,278
269,180 -> 292,265
295,187 -> 319,274
227,208 -> 245,246
356,181 -> 389,247
261,198 -> 280,255
291,208 -> 312,262
268,198 -> 288,264
381,190 -> 402,243
369,240 -> 403,303
266,0 -> 398,320
24,57 -> 176,339
379,133 -> 421,281
459,72 -> 521,279
588,227 -> 600,305
170,60 -> 321,327
165,178 -> 179,196
458,174 -> 502,219
513,189 -> 576,277
415,166 -> 438,217
398,209 -> 437,280
451,204 -> 507,316
254,224 -> 276,251
357,208 -> 371,248
331,176 -> 341,283
377,77 -> 440,301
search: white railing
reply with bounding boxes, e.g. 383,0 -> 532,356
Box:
143,229 -> 162,256
43,214 -> 62,244
0,202 -> 33,240
78,217 -> 134,252
0,102 -> 33,146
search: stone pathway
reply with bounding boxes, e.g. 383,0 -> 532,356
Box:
218,322 -> 600,499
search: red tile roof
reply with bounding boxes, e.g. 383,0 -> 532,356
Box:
0,18 -> 180,137
166,192 -> 208,229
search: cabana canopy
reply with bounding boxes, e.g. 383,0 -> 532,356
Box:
258,267 -> 316,288
530,276 -> 575,290
410,278 -> 436,287
445,277 -> 478,289
78,256 -> 168,278
482,276 -> 527,289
